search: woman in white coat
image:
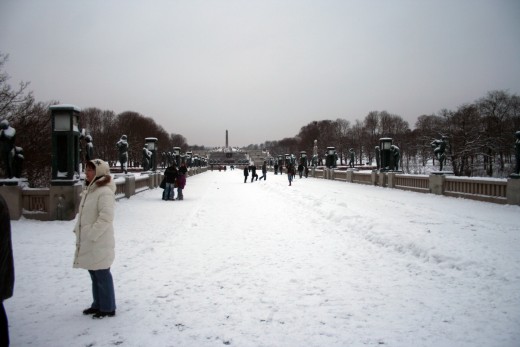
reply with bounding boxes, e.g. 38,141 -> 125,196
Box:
73,159 -> 117,319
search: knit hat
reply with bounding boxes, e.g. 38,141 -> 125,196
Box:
88,159 -> 111,178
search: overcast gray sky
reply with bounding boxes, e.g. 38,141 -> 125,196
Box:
1,0 -> 519,147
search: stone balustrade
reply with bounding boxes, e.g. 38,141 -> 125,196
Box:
308,168 -> 519,206
0,167 -> 207,221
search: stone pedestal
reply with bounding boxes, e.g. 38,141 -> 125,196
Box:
115,174 -> 136,198
429,174 -> 446,195
378,172 -> 387,187
49,183 -> 82,221
346,170 -> 353,183
506,177 -> 520,205
125,175 -> 136,198
0,182 -> 22,220
387,172 -> 396,188
371,171 -> 378,185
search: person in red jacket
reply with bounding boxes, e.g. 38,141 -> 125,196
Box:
176,162 -> 187,200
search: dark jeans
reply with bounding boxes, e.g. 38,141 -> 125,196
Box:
163,182 -> 174,200
88,269 -> 116,312
0,301 -> 9,346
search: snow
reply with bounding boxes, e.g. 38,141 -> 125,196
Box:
6,170 -> 520,347
49,104 -> 82,112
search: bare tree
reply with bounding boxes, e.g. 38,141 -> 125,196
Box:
170,134 -> 188,152
0,53 -> 34,122
10,101 -> 52,186
477,90 -> 516,175
334,118 -> 351,165
445,105 -> 483,176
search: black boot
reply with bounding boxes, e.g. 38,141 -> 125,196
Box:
92,311 -> 116,319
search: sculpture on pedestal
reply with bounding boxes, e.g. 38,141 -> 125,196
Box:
431,136 -> 448,171
348,148 -> 355,168
375,146 -> 380,170
390,145 -> 400,171
312,139 -> 318,167
514,130 -> 520,176
116,135 -> 129,174
0,120 -> 16,178
84,135 -> 94,161
142,146 -> 152,171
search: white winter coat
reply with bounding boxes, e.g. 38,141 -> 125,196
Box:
73,160 -> 116,270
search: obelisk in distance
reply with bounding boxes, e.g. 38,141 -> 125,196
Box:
226,130 -> 229,149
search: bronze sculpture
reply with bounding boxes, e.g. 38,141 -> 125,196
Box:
514,131 -> 520,176
390,145 -> 400,171
0,120 -> 16,178
431,136 -> 448,171
142,146 -> 152,171
116,135 -> 129,174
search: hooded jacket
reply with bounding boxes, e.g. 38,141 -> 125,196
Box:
73,159 -> 116,270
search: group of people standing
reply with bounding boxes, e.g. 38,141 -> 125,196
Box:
162,162 -> 188,201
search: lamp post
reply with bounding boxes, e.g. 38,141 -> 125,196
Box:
50,104 -> 81,184
48,104 -> 83,221
379,138 -> 393,171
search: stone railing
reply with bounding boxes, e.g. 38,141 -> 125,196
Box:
0,167 -> 208,221
309,168 -> 520,206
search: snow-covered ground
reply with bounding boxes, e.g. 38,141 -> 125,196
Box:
6,169 -> 520,347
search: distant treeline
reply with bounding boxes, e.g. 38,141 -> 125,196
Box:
1,52 -> 519,185
250,90 -> 520,178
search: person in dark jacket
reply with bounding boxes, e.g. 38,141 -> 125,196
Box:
250,164 -> 258,182
176,165 -> 187,200
0,194 -> 14,346
287,164 -> 296,186
243,165 -> 249,183
297,163 -> 304,178
258,161 -> 267,180
162,165 -> 178,200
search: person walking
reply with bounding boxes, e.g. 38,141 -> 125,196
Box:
74,159 -> 117,319
297,163 -> 304,178
162,164 -> 178,200
243,165 -> 249,183
176,165 -> 186,200
287,163 -> 296,186
250,164 -> 258,182
258,161 -> 267,180
0,194 -> 14,346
